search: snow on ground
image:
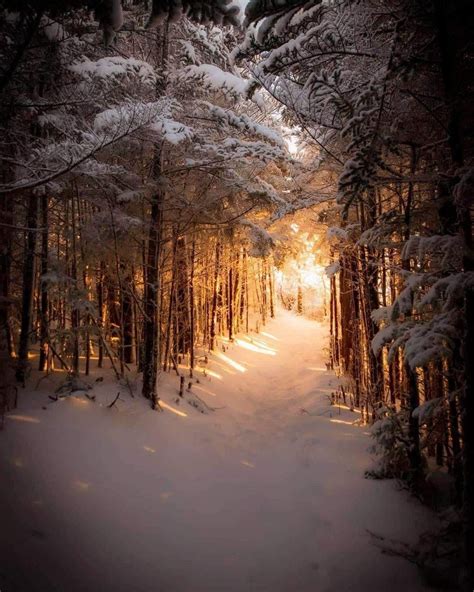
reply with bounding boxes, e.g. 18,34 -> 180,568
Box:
0,310 -> 435,592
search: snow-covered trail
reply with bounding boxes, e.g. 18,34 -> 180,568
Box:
1,310 -> 434,592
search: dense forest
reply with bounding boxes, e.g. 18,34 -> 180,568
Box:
1,1 -> 473,591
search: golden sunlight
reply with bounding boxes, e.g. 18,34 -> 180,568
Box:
329,419 -> 356,426
235,338 -> 277,356
7,414 -> 41,424
214,351 -> 247,373
159,401 -> 188,417
260,331 -> 280,341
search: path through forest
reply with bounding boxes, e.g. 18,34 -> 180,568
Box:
0,311 -> 434,592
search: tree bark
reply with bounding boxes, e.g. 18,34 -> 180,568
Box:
16,193 -> 39,384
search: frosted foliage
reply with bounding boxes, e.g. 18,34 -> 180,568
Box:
149,119 -> 194,144
420,272 -> 474,310
390,285 -> 414,321
179,40 -> 198,64
370,306 -> 392,324
371,325 -> 398,356
368,407 -> 411,479
4,98 -> 173,193
240,220 -> 274,257
93,101 -> 169,134
402,235 -> 462,269
372,309 -> 460,370
146,0 -> 240,29
70,57 -> 156,85
401,312 -> 459,370
202,103 -> 285,146
179,64 -> 261,103
413,398 -> 443,425
191,137 -> 286,165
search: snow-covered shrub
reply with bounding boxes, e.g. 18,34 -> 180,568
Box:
366,406 -> 412,480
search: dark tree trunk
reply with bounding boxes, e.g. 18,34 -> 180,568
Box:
38,195 -> 49,371
121,274 -> 134,365
142,185 -> 164,406
0,194 -> 13,389
97,262 -> 105,369
209,238 -> 220,351
16,193 -> 39,384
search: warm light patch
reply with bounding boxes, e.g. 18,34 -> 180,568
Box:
300,266 -> 324,289
240,460 -> 255,468
330,419 -> 355,426
274,224 -> 330,316
210,359 -> 236,375
215,351 -> 247,373
202,368 -> 223,380
160,400 -> 188,417
73,480 -> 91,491
333,404 -> 361,414
193,385 -> 217,398
8,414 -> 40,424
241,335 -> 272,349
235,338 -> 276,356
261,332 -> 280,342
70,396 -> 89,406
143,446 -> 156,453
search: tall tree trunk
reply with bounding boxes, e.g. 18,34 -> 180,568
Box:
97,262 -> 105,369
70,195 -> 79,376
38,194 -> 49,371
16,193 -> 39,384
142,183 -> 164,406
188,235 -> 196,377
228,255 -> 234,341
121,273 -> 134,365
209,238 -> 220,351
0,193 -> 13,390
141,25 -> 168,407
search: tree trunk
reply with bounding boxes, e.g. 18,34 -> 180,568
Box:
209,238 -> 220,351
38,195 -> 49,371
142,184 -> 164,406
16,193 -> 39,384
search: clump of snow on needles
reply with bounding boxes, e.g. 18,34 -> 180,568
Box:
149,119 -> 194,145
180,63 -> 263,105
70,57 -> 156,85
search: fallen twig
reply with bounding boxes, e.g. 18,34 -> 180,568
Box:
107,392 -> 121,408
366,529 -> 418,564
